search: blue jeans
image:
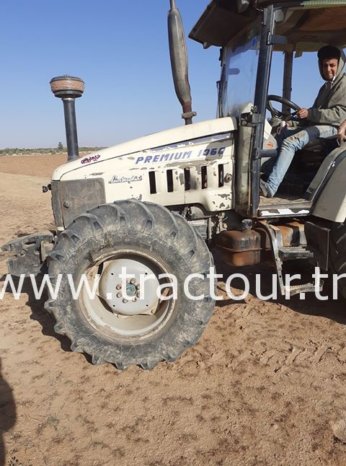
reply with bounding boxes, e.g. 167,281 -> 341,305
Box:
263,125 -> 337,196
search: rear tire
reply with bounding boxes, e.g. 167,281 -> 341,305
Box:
330,222 -> 346,300
45,200 -> 214,369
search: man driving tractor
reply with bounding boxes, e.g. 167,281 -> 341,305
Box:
261,45 -> 346,197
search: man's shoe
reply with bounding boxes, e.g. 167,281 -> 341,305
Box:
260,179 -> 271,197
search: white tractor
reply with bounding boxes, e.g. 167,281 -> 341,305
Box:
3,0 -> 346,369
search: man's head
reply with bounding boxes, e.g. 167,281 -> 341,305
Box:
318,45 -> 341,81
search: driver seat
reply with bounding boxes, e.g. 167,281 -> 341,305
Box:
292,135 -> 338,169
277,136 -> 338,196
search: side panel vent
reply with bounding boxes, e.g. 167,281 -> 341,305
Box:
201,166 -> 207,189
218,164 -> 224,187
149,171 -> 157,194
184,168 -> 191,191
166,170 -> 174,192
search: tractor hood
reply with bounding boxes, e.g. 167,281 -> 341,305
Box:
52,117 -> 236,181
50,117 -> 236,227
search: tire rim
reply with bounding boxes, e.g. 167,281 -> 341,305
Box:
79,250 -> 176,339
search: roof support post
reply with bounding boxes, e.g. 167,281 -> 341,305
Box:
250,4 -> 275,216
282,50 -> 294,114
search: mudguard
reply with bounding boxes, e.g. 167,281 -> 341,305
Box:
312,151 -> 346,223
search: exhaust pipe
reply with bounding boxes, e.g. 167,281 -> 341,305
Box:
50,75 -> 84,161
168,0 -> 196,125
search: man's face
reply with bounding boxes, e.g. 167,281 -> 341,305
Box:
321,58 -> 339,81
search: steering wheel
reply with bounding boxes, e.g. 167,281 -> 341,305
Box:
266,94 -> 301,120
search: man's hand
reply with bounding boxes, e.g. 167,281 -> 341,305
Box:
337,120 -> 346,144
297,108 -> 309,119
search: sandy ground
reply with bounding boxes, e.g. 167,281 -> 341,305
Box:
0,154 -> 346,466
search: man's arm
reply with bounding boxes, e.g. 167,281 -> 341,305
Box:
296,106 -> 346,125
308,105 -> 346,126
307,79 -> 346,126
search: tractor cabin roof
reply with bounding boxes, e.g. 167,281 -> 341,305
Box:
189,0 -> 346,52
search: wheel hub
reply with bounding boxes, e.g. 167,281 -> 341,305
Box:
98,258 -> 160,316
126,282 -> 137,297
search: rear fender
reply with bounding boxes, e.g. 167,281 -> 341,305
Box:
312,153 -> 346,223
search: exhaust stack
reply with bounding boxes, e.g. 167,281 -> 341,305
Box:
50,75 -> 84,161
168,0 -> 196,125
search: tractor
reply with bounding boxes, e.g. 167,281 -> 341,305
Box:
2,0 -> 346,369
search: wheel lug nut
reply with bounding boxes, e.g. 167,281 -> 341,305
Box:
136,291 -> 141,298
130,278 -> 136,285
122,299 -> 128,304
116,293 -> 122,298
116,284 -> 121,290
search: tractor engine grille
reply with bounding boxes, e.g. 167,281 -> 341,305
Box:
51,179 -> 106,228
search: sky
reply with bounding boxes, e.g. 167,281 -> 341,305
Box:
0,0 -> 330,149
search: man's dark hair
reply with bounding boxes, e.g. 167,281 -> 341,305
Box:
318,45 -> 341,61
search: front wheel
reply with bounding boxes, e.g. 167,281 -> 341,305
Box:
45,201 -> 215,369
